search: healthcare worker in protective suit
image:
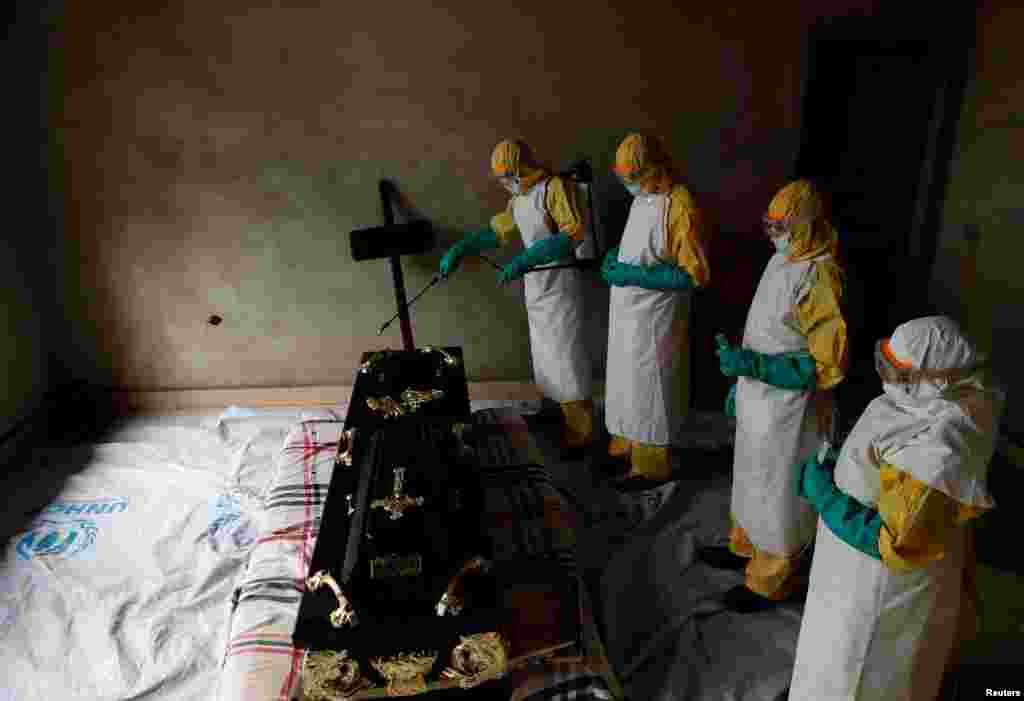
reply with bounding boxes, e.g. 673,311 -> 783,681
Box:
702,179 -> 849,611
788,316 -> 1003,701
439,139 -> 594,454
601,133 -> 711,490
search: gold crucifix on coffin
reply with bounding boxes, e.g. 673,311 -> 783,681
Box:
370,467 -> 425,521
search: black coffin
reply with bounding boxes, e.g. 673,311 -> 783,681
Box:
344,347 -> 471,432
292,346 -> 580,697
293,419 -> 495,656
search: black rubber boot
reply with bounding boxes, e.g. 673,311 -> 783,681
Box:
593,456 -> 632,480
611,473 -> 673,492
589,436 -> 632,479
531,402 -> 564,426
720,585 -> 781,614
697,545 -> 750,571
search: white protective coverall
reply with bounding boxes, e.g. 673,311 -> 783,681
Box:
790,315 -> 1003,700
511,177 -> 593,407
606,191 -> 693,446
730,179 -> 849,599
604,133 -> 711,480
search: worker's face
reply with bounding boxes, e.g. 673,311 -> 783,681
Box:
763,215 -> 796,253
498,176 -> 520,195
614,172 -> 644,197
622,178 -> 644,197
762,215 -> 790,240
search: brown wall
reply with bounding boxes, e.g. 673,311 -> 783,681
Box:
57,0 -> 876,391
3,2 -> 56,432
929,2 -> 1024,434
1,239 -> 47,432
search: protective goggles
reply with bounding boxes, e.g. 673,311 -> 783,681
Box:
611,162 -> 653,183
762,214 -> 814,238
762,216 -> 789,237
496,175 -> 521,191
873,338 -> 984,386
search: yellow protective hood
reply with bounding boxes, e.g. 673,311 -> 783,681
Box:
490,139 -> 549,191
613,133 -> 674,195
766,179 -> 838,262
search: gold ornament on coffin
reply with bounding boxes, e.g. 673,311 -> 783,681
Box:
366,396 -> 404,419
369,650 -> 438,697
399,387 -> 445,411
436,556 -> 492,616
418,345 -> 459,369
302,650 -> 372,701
358,347 -> 458,381
358,350 -> 393,375
440,632 -> 510,690
306,570 -> 359,629
335,428 -> 357,467
370,467 -> 424,521
366,388 -> 446,419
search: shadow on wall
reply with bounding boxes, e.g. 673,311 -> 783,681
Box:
0,385 -> 118,549
0,0 -> 119,544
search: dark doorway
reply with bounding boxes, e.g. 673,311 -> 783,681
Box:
794,12 -> 974,429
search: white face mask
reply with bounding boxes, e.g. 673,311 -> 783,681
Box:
501,177 -> 521,195
772,234 -> 791,254
624,182 -> 643,197
883,382 -> 910,401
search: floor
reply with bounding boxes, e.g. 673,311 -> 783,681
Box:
520,401 -> 1024,699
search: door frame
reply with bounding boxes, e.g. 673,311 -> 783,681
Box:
794,11 -> 975,298
792,11 -> 975,428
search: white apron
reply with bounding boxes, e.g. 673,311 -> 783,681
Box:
605,192 -> 692,446
731,253 -> 827,556
512,179 -> 592,404
790,388 -> 1002,701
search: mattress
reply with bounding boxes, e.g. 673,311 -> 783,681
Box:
0,406 -> 296,700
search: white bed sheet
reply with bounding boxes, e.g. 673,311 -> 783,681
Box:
0,406 -> 314,701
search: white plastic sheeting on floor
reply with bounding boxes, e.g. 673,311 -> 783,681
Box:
527,407 -> 800,701
0,406 -> 310,701
594,472 -> 800,701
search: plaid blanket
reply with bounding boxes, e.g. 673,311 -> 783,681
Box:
220,407 -> 622,701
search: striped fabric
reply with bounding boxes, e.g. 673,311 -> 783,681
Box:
219,407 -> 622,701
220,411 -> 343,701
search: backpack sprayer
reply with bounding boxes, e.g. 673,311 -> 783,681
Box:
376,158 -> 606,336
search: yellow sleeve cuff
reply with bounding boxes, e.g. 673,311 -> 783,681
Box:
795,260 -> 849,391
490,208 -> 519,246
664,185 -> 710,287
544,176 -> 585,244
877,462 -> 985,572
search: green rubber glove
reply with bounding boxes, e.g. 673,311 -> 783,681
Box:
497,233 -> 572,284
714,334 -> 817,391
439,228 -> 500,276
725,383 -> 737,418
602,259 -> 641,287
796,444 -> 841,506
796,446 -> 882,560
634,263 -> 694,290
818,489 -> 883,560
600,249 -> 693,290
600,247 -> 621,285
